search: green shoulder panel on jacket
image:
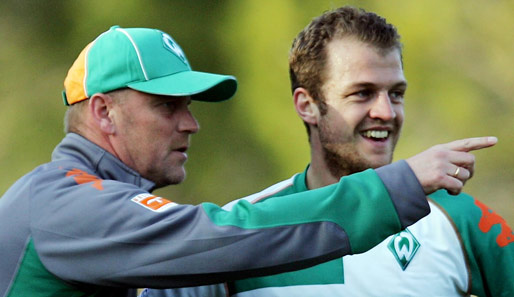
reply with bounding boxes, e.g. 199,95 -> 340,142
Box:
7,238 -> 89,297
429,190 -> 514,297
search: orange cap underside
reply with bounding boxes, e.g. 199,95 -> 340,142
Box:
64,42 -> 93,104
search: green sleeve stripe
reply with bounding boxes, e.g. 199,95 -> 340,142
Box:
229,258 -> 344,293
203,169 -> 401,253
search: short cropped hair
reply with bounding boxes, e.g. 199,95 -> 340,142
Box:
289,6 -> 402,109
63,100 -> 88,134
63,88 -> 128,134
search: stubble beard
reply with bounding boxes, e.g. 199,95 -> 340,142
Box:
142,153 -> 187,188
148,168 -> 186,188
318,119 -> 397,180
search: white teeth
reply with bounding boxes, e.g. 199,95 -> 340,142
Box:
364,130 -> 389,139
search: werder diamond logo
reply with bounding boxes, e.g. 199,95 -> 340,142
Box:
387,229 -> 420,270
162,33 -> 189,65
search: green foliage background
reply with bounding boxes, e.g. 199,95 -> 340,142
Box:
1,0 -> 512,224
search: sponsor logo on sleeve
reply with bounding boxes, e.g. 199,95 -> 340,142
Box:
474,199 -> 513,247
131,193 -> 178,212
387,229 -> 420,270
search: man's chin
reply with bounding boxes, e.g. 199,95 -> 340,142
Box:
169,171 -> 186,185
366,158 -> 392,169
152,169 -> 186,188
359,153 -> 393,169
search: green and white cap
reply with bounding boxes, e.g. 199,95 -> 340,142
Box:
63,25 -> 237,105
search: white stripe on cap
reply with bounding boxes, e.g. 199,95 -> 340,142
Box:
82,43 -> 92,98
116,28 -> 149,80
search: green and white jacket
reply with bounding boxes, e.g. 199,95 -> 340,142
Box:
144,168 -> 514,297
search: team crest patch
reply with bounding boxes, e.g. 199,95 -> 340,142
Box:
162,33 -> 188,65
131,193 -> 178,212
387,229 -> 420,270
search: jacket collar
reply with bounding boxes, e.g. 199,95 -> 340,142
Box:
51,133 -> 156,192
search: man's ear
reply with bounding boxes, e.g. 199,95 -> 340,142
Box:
293,87 -> 320,126
89,93 -> 116,134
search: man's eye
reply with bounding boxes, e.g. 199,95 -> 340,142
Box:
354,90 -> 372,98
163,102 -> 176,109
390,90 -> 405,102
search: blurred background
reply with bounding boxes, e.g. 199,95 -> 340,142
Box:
1,0 -> 512,224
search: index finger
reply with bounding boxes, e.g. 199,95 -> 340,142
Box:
444,136 -> 498,152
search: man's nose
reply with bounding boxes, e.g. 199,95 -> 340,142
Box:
179,110 -> 200,134
369,93 -> 396,121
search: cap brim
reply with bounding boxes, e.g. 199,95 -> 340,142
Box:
127,71 -> 237,102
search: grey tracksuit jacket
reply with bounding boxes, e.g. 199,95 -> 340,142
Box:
0,133 -> 428,296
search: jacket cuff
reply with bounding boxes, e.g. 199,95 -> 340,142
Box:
375,160 -> 429,228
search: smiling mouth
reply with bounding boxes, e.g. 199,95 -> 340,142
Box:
361,130 -> 389,142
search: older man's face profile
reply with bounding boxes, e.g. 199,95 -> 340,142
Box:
109,90 -> 199,187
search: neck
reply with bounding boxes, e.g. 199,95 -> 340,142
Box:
306,131 -> 340,190
78,115 -> 119,160
306,162 -> 340,190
